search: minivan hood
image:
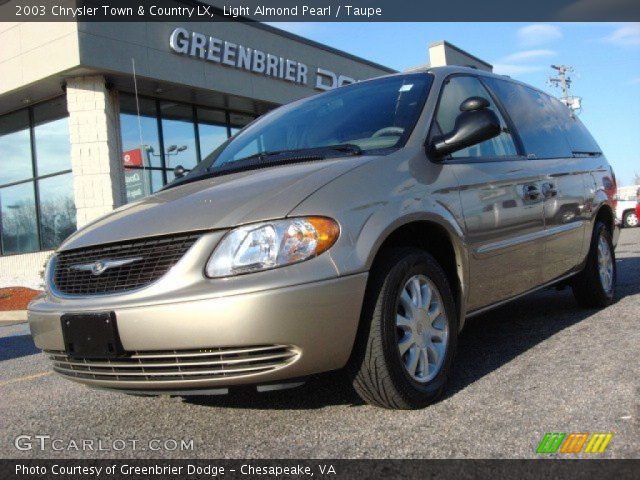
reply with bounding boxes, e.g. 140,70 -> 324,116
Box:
60,157 -> 373,250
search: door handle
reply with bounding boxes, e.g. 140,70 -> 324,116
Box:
542,182 -> 558,198
522,184 -> 541,202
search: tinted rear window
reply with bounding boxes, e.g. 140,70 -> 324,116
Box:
483,78 -> 572,159
546,95 -> 601,154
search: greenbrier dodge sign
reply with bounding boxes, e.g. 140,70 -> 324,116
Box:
169,27 -> 356,91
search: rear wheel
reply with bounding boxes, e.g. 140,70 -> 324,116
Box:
350,248 -> 457,409
572,221 -> 616,308
622,210 -> 638,228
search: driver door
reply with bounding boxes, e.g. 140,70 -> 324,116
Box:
431,75 -> 545,311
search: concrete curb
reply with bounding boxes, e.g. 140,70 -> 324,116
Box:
0,310 -> 27,323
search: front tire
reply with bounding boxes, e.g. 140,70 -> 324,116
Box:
350,248 -> 457,409
622,210 -> 638,228
572,221 -> 616,308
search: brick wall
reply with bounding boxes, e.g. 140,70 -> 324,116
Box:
66,75 -> 125,227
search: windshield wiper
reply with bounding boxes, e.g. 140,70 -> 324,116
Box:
211,149 -> 320,169
208,144 -> 362,172
206,150 -> 325,175
322,143 -> 363,156
165,144 -> 363,191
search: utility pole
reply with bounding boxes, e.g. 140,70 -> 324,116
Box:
549,64 -> 582,114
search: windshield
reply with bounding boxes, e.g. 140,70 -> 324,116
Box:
180,73 -> 432,181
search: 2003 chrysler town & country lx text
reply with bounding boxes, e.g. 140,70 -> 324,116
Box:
28,67 -> 619,409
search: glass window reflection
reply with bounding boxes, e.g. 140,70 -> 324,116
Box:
118,93 -> 263,202
0,182 -> 38,254
0,110 -> 33,185
120,95 -> 162,168
0,97 -> 76,255
38,173 -> 76,250
197,107 -> 228,159
33,98 -> 72,176
160,102 -> 198,170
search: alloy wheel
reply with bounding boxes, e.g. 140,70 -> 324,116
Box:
597,233 -> 614,295
395,274 -> 449,383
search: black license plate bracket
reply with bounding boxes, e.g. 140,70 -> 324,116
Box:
60,312 -> 124,358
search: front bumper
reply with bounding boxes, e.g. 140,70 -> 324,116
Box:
28,273 -> 368,391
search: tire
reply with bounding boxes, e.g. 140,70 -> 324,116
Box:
572,221 -> 616,308
349,247 -> 457,409
622,210 -> 638,228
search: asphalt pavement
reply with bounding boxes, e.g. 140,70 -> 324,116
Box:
1,229 -> 638,459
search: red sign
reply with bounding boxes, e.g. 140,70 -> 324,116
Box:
122,148 -> 143,168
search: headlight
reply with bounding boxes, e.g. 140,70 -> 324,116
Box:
206,217 -> 340,278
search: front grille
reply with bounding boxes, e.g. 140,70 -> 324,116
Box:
52,232 -> 201,295
46,345 -> 299,382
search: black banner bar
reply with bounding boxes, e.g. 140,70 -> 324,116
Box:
1,459 -> 638,480
1,0 -> 639,22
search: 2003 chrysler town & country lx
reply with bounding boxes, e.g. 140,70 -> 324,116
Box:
28,66 -> 619,409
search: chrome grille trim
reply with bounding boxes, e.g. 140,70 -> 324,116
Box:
127,345 -> 288,359
51,232 -> 201,296
45,345 -> 299,382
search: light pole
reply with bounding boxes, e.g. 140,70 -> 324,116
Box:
144,144 -> 188,168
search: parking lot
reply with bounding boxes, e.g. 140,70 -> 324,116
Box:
1,228 -> 638,459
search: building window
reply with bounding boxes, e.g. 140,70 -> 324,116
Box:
229,112 -> 256,136
197,107 -> 228,162
160,102 -> 198,177
119,93 -> 257,202
1,183 -> 38,255
120,96 -> 163,202
0,97 -> 75,255
38,173 -> 76,250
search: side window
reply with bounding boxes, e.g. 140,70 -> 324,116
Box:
434,76 -> 517,159
546,95 -> 601,154
483,78 -> 572,158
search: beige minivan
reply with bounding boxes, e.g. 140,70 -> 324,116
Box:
28,66 -> 619,409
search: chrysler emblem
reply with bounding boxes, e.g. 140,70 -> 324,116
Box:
92,261 -> 107,275
70,257 -> 142,276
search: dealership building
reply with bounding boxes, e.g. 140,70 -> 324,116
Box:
0,4 -> 491,288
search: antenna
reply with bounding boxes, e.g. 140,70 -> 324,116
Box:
131,58 -> 146,177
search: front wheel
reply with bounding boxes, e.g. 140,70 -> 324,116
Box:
350,248 -> 457,409
572,221 -> 616,308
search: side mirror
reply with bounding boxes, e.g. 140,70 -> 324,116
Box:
460,96 -> 490,112
428,96 -> 502,159
173,165 -> 186,179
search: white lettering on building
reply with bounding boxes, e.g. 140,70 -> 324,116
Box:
169,27 -> 353,90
